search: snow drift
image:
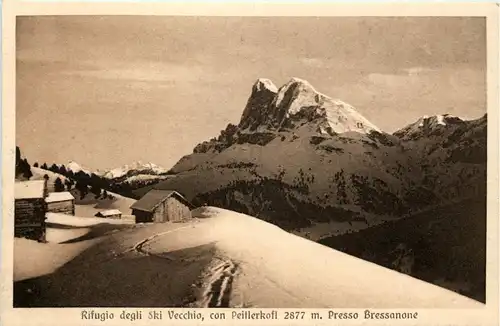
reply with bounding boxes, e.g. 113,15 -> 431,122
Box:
14,207 -> 481,308
189,207 -> 482,308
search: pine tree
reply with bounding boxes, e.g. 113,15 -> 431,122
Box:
41,163 -> 48,170
33,162 -> 39,168
50,164 -> 59,173
102,189 -> 108,199
59,165 -> 67,176
54,177 -> 65,192
21,159 -> 33,179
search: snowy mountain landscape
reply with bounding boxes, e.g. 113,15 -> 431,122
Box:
13,14 -> 492,314
14,76 -> 487,307
139,78 -> 486,233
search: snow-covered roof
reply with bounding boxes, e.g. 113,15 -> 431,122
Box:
96,209 -> 122,217
45,191 -> 75,203
15,180 -> 46,199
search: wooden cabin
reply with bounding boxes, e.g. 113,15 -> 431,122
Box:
14,180 -> 48,242
45,191 -> 75,215
95,209 -> 122,219
130,190 -> 192,223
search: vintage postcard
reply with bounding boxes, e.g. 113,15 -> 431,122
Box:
1,1 -> 499,325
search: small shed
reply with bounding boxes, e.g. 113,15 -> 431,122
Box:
45,191 -> 75,215
14,180 -> 48,242
95,209 -> 122,219
130,190 -> 192,223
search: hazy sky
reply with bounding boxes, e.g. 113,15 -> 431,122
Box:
17,16 -> 486,171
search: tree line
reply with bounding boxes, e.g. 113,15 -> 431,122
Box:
34,162 -> 112,199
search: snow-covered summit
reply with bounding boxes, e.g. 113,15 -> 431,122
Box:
394,114 -> 466,140
239,77 -> 381,135
102,161 -> 168,179
66,161 -> 91,174
416,114 -> 464,128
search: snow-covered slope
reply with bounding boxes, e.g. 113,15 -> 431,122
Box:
31,167 -> 68,182
14,207 -> 482,308
30,167 -> 68,192
157,130 -> 422,231
189,207 -> 481,308
14,213 -> 135,282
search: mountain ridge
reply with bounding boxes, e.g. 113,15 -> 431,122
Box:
100,161 -> 169,180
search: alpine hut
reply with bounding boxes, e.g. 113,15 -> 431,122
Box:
14,180 -> 48,242
95,209 -> 122,219
45,191 -> 75,215
130,190 -> 192,223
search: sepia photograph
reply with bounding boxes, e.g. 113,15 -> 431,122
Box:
8,11 -> 495,314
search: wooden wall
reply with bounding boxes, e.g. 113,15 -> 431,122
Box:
14,198 -> 47,242
153,197 -> 191,223
153,199 -> 166,222
133,196 -> 191,224
47,200 -> 75,215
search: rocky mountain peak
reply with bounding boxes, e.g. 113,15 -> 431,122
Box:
254,78 -> 278,93
239,78 -> 280,131
239,77 -> 380,135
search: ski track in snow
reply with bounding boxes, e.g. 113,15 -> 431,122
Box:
199,259 -> 239,308
130,224 -> 195,260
